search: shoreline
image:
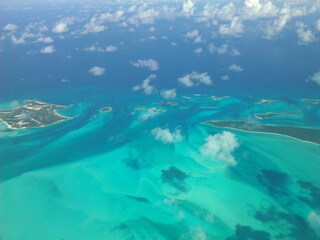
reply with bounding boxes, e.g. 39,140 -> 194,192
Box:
203,121 -> 320,145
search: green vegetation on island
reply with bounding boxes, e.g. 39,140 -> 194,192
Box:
0,100 -> 71,130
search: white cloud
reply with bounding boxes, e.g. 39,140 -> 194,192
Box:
308,69 -> 320,86
138,107 -> 164,121
133,74 -> 157,95
3,24 -> 18,31
182,0 -> 196,16
178,72 -> 212,87
194,47 -> 203,54
219,17 -> 244,37
89,66 -> 105,76
84,44 -> 117,53
151,127 -> 183,144
40,45 -> 55,54
308,211 -> 320,237
296,21 -> 317,45
185,29 -> 203,43
35,37 -> 54,43
160,89 -> 176,99
316,19 -> 320,31
105,45 -> 118,52
264,14 -> 290,39
200,131 -> 239,166
131,59 -> 159,71
228,63 -> 244,72
221,75 -> 230,80
99,10 -> 125,23
11,35 -> 25,45
209,43 -> 227,54
52,17 -> 75,33
209,44 -> 240,56
217,3 -> 237,21
243,0 -> 279,20
82,17 -> 106,34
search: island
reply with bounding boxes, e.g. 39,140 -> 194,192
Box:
157,102 -> 180,106
0,100 -> 71,130
205,120 -> 320,144
257,99 -> 278,104
210,96 -> 231,101
255,111 -> 301,119
301,98 -> 320,104
100,106 -> 112,113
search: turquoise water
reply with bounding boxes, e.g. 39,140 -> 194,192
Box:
0,93 -> 319,240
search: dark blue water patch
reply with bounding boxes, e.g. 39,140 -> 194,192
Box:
256,169 -> 289,197
161,166 -> 189,192
0,103 -> 136,181
225,224 -> 270,240
298,181 -> 320,210
253,205 -> 320,240
122,157 -> 141,170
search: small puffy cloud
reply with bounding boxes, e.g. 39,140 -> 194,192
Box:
99,10 -> 125,23
89,66 -> 105,76
221,75 -> 230,80
219,17 -> 244,37
133,74 -> 157,95
40,45 -> 56,54
185,29 -> 203,43
209,43 -> 240,56
316,19 -> 320,31
161,89 -> 177,99
308,69 -> 320,86
3,24 -> 18,31
84,44 -> 117,53
200,131 -> 239,166
194,47 -> 203,54
182,0 -> 196,16
11,35 -> 25,45
52,17 -> 75,33
228,63 -> 244,72
178,71 -> 212,87
264,15 -> 290,39
209,43 -> 228,54
35,37 -> 54,43
308,211 -> 320,236
151,127 -> 183,143
139,107 -> 164,121
106,45 -> 118,52
131,59 -> 159,71
296,21 -> 317,45
81,16 -> 107,34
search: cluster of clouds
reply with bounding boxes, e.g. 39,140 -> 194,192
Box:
52,17 -> 75,34
84,44 -> 118,53
89,66 -> 105,76
200,131 -> 239,166
151,127 -> 183,144
208,43 -> 240,56
178,72 -> 212,87
2,0 -> 320,51
131,59 -> 159,71
133,74 -> 157,94
185,29 -> 203,43
308,69 -> 320,86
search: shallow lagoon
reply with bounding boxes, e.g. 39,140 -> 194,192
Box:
0,94 -> 319,239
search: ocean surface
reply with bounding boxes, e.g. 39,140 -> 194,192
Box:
1,2 -> 320,239
0,89 -> 319,240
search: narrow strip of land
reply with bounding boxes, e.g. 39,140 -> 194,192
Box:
206,120 -> 320,144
